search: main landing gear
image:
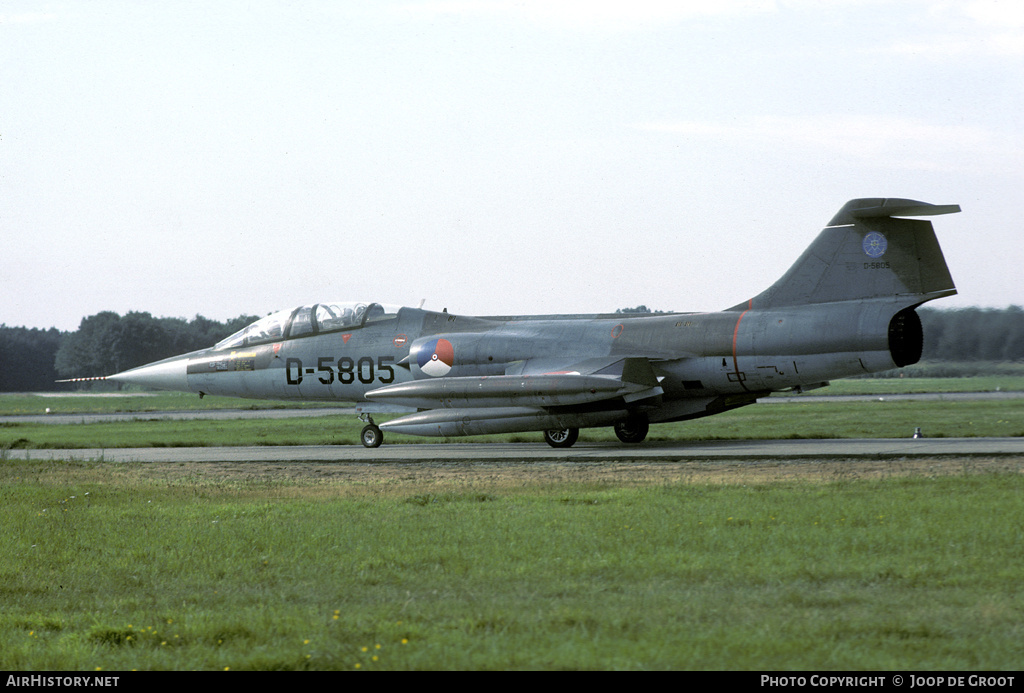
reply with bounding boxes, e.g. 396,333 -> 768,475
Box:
543,414 -> 650,448
613,414 -> 650,444
543,428 -> 579,448
359,413 -> 383,448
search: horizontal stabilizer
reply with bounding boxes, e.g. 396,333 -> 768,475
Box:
850,200 -> 961,219
827,198 -> 961,226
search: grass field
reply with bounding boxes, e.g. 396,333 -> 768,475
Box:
1,458 -> 1021,670
3,377 -> 1022,670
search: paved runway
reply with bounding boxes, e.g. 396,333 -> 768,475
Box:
10,437 -> 1024,463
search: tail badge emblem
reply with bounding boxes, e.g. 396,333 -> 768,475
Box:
863,231 -> 888,258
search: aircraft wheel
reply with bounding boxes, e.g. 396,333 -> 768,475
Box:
361,424 -> 384,448
543,428 -> 579,448
614,415 -> 649,444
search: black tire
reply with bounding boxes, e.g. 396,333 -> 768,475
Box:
361,424 -> 384,448
614,415 -> 649,444
543,428 -> 579,448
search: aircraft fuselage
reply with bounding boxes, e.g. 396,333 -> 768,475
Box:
93,198 -> 958,447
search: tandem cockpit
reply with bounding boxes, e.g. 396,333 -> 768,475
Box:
214,302 -> 402,350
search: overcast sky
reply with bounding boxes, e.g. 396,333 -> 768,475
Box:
3,0 -> 1022,332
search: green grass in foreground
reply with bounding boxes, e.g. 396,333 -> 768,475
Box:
1,461 -> 1021,670
3,398 -> 1023,449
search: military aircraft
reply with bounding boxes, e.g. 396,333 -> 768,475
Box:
68,198 -> 958,448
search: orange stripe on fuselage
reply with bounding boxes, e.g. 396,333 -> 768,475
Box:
731,299 -> 753,392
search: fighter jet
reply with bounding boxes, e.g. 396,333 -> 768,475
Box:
73,198 -> 958,448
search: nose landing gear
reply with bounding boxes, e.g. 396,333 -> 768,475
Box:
359,413 -> 384,448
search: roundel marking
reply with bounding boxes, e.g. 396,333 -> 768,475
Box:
417,338 -> 454,377
863,231 -> 888,258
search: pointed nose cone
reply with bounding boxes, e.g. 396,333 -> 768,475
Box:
107,355 -> 192,392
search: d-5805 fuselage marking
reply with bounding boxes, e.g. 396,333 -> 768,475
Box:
284,356 -> 396,386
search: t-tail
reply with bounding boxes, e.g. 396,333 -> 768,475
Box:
736,198 -> 958,311
708,198 -> 959,396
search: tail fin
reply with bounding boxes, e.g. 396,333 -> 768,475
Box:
737,198 -> 958,310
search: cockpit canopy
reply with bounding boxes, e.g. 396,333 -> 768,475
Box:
214,302 -> 401,350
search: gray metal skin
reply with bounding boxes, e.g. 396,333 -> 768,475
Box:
95,198 -> 958,447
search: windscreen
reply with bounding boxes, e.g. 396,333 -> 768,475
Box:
213,302 -> 400,349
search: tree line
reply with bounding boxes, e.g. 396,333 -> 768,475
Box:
2,306 -> 1024,392
1,311 -> 257,392
918,306 -> 1024,362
